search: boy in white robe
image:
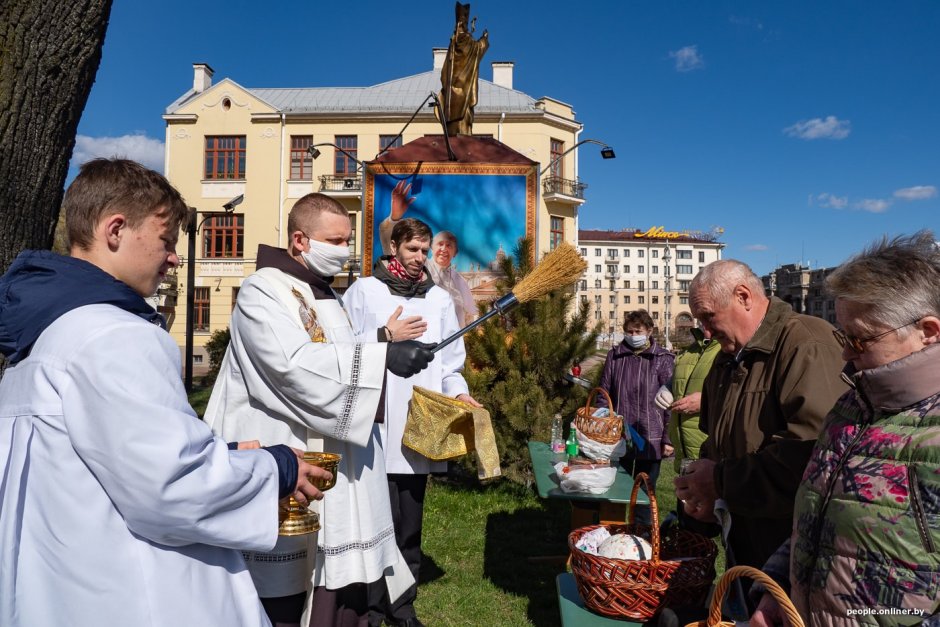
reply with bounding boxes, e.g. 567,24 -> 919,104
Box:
205,193 -> 435,627
344,218 -> 480,627
0,159 -> 328,627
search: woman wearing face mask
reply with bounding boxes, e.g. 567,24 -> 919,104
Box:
598,309 -> 675,526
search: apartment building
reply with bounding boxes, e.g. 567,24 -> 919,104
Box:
578,227 -> 725,348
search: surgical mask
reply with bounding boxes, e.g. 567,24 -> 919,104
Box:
301,239 -> 350,277
626,334 -> 648,349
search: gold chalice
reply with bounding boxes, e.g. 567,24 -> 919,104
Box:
303,451 -> 342,491
276,451 -> 341,536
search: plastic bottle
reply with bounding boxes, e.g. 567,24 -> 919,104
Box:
565,422 -> 579,459
550,414 -> 564,452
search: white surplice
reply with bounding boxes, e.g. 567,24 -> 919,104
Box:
204,267 -> 412,608
343,277 -> 469,475
0,305 -> 278,627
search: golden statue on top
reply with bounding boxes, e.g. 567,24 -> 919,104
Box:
438,3 -> 489,136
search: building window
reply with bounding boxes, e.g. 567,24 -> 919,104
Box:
595,310 -> 601,320
652,311 -> 659,320
203,214 -> 244,258
652,281 -> 659,289
652,295 -> 659,304
638,265 -> 645,273
623,249 -> 630,257
623,280 -> 630,288
194,287 -> 210,332
193,354 -> 204,364
623,265 -> 630,273
595,279 -> 602,288
679,280 -> 691,290
639,280 -> 645,291
580,295 -> 587,304
550,216 -> 564,250
594,248 -> 602,256
379,135 -> 402,153
609,295 -> 616,304
550,138 -> 564,179
204,136 -> 246,179
607,248 -> 618,257
677,264 -> 693,274
623,295 -> 631,304
680,296 -> 688,304
594,294 -> 602,303
638,249 -> 645,258
638,295 -> 645,304
652,266 -> 659,274
290,135 -> 313,180
334,136 -> 358,175
699,251 -> 706,262
677,250 -> 692,259
580,247 -> 587,256
580,280 -> 587,290
609,311 -> 616,319
595,265 -> 602,273
231,287 -> 240,311
652,249 -> 659,258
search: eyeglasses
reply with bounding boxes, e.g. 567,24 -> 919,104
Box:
832,319 -> 920,353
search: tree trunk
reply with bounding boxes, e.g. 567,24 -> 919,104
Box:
0,0 -> 113,275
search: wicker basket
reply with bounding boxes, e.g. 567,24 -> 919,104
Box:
568,473 -> 718,621
574,387 -> 623,445
685,565 -> 804,627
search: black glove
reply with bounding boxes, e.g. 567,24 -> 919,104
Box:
386,340 -> 436,378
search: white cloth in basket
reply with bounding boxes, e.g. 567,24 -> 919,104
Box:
597,534 -> 653,561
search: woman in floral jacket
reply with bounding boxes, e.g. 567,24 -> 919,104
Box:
751,231 -> 940,627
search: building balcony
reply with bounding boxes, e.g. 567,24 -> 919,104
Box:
319,174 -> 362,196
604,270 -> 621,280
542,176 -> 587,204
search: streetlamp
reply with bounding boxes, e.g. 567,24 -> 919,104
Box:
184,193 -> 243,393
663,241 -> 672,349
538,138 -> 616,177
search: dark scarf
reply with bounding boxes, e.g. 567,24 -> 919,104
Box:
372,256 -> 435,298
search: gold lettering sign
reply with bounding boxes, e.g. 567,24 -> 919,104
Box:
634,226 -> 681,239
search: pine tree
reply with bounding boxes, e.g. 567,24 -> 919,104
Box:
463,239 -> 600,484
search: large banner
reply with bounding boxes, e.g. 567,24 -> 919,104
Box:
362,161 -> 537,276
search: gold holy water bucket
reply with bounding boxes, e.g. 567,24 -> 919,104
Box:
277,451 -> 342,536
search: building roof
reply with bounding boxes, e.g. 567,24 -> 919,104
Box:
167,70 -> 540,115
370,135 -> 536,165
579,228 -> 725,245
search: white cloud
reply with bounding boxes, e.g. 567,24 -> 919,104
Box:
669,45 -> 705,72
815,192 -> 848,209
72,133 -> 165,172
783,116 -> 851,140
893,185 -> 937,201
729,16 -> 764,30
855,198 -> 892,213
745,244 -> 768,251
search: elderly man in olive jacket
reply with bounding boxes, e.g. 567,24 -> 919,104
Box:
674,259 -> 847,576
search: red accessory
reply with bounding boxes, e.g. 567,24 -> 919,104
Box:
387,257 -> 421,282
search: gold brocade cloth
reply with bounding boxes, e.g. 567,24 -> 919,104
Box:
403,387 -> 501,480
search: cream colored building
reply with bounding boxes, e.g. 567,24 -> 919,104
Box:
162,50 -> 598,369
577,227 -> 725,348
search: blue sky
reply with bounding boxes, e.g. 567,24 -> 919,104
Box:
74,0 -> 939,274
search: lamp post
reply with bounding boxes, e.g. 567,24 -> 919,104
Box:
663,241 -> 672,349
184,193 -> 243,393
308,143 -> 364,170
538,138 -> 616,177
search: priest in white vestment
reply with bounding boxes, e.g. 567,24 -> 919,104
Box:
0,158 -> 327,627
344,217 -> 481,627
205,193 -> 434,627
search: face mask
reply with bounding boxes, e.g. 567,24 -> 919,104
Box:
626,334 -> 648,349
301,239 -> 350,277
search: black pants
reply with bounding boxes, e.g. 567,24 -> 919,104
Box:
367,473 -> 428,626
618,452 -> 661,526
